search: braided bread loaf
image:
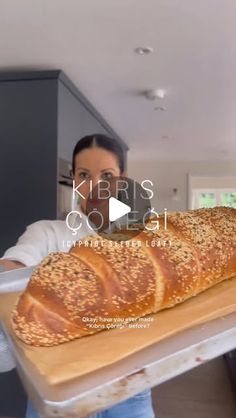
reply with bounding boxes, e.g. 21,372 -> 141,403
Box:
12,207 -> 236,346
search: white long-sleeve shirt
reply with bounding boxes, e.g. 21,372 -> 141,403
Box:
2,210 -> 96,266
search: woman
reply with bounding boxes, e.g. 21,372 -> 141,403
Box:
0,134 -> 155,418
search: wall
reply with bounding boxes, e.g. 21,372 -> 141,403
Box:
128,159 -> 236,213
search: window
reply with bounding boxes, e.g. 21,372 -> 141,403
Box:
220,191 -> 236,207
188,176 -> 236,210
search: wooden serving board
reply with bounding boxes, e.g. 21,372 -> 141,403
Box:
1,277 -> 236,386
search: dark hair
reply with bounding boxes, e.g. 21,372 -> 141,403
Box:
72,134 -> 125,174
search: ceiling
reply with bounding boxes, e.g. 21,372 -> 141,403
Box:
0,0 -> 236,160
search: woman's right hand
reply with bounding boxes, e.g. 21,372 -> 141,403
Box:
0,259 -> 26,271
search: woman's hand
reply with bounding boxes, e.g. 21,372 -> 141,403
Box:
0,259 -> 26,271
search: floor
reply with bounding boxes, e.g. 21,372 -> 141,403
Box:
151,356 -> 236,418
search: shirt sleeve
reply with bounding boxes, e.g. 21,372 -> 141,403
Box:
1,220 -> 55,267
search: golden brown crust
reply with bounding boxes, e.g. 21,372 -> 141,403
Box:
11,207 -> 236,346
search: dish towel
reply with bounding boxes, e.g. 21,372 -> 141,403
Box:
0,326 -> 16,372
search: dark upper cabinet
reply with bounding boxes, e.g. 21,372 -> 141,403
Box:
0,70 -> 127,256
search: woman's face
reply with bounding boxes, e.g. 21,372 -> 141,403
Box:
73,147 -> 123,215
